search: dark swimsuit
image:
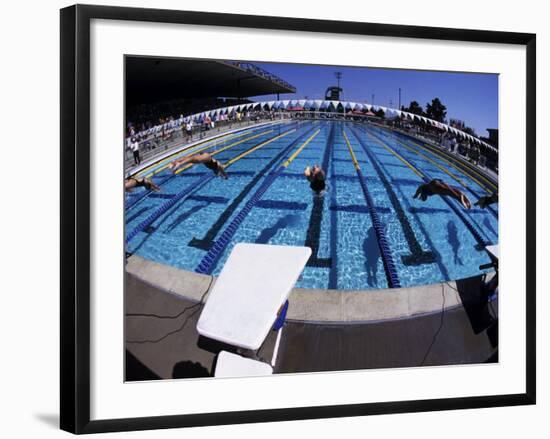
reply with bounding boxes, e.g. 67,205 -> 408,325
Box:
204,158 -> 220,172
310,178 -> 326,193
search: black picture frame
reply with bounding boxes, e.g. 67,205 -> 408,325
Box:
60,4 -> 536,434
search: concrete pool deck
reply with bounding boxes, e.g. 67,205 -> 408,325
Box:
125,256 -> 498,380
124,119 -> 500,379
126,255 -> 479,323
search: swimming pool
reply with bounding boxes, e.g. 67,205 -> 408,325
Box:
125,120 -> 498,290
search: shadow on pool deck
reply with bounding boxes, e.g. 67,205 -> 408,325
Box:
124,271 -> 497,381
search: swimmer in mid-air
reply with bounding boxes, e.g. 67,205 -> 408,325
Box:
168,152 -> 228,179
413,179 -> 472,209
475,191 -> 498,209
124,176 -> 160,192
304,165 -> 326,196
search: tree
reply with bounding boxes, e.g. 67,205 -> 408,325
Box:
425,98 -> 447,122
462,126 -> 477,136
402,100 -> 424,116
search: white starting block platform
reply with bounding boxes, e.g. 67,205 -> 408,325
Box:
197,243 -> 311,350
486,244 -> 499,261
214,351 -> 273,378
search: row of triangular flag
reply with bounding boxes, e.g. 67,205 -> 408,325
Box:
184,99 -> 495,152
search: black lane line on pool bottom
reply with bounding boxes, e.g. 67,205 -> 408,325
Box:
349,125 -> 437,267
327,124 -> 340,289
255,200 -> 308,211
188,124 -> 311,252
304,123 -> 335,269
126,125 -> 302,248
374,126 -> 499,221
364,125 -> 493,248
125,122 -> 296,212
195,125 -> 323,275
357,124 -> 450,281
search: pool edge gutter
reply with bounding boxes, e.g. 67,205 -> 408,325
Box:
125,255 -> 493,324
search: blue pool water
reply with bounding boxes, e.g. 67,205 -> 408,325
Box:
126,120 -> 498,290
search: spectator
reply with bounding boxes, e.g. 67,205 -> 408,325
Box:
130,138 -> 141,165
449,136 -> 457,152
204,115 -> 212,130
185,120 -> 193,140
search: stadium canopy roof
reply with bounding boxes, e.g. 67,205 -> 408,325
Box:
126,57 -> 296,106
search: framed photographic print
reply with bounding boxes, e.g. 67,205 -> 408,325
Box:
60,4 -> 536,434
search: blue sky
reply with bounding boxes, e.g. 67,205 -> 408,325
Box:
248,62 -> 498,137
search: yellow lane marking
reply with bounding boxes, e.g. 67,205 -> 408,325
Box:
174,129 -> 275,175
401,136 -> 497,192
136,129 -> 248,177
418,141 -> 498,192
223,129 -> 297,168
282,129 -> 321,168
137,123 -> 280,178
342,131 -> 360,170
389,136 -> 473,190
362,130 -> 426,180
157,129 -> 273,176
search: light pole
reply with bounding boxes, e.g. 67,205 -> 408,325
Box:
334,71 -> 342,101
398,88 -> 402,109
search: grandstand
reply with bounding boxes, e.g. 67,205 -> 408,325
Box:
126,57 -> 296,114
125,57 -> 297,166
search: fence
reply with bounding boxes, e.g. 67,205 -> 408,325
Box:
126,109 -> 497,177
125,113 -> 291,169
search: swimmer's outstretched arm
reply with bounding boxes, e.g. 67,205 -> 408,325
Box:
168,155 -> 192,171
217,162 -> 228,179
169,152 -> 212,172
143,178 -> 161,192
440,182 -> 471,209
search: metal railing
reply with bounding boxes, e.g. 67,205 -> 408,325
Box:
125,113 -> 292,170
126,109 -> 497,176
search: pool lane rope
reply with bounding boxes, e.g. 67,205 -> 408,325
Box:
381,127 -> 499,219
124,173 -> 174,211
395,128 -> 498,193
342,130 -> 401,289
125,127 -> 299,244
382,130 -> 499,220
125,126 -> 283,212
196,126 -> 321,275
357,126 -> 490,249
134,120 -> 286,179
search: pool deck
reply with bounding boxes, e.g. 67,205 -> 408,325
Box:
125,256 -> 498,380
